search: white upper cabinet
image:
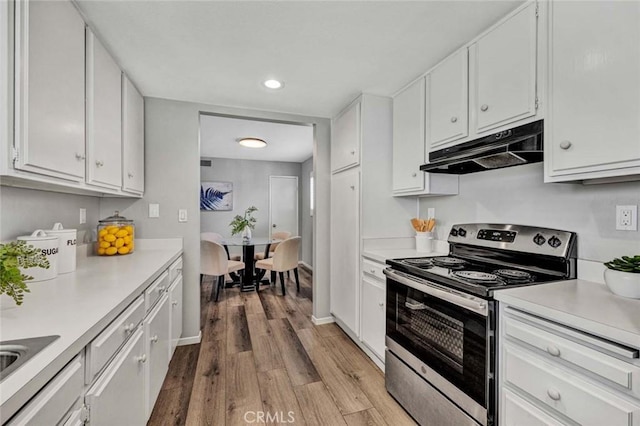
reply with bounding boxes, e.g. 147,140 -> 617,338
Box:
546,1 -> 640,182
14,0 -> 86,181
331,100 -> 360,173
473,2 -> 538,134
428,49 -> 469,148
122,75 -> 145,194
86,28 -> 122,190
393,77 -> 459,196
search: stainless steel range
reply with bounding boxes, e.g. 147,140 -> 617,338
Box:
384,223 -> 577,426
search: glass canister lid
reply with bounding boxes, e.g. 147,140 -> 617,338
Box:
99,211 -> 134,224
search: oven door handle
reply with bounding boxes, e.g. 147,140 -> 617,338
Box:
383,268 -> 488,317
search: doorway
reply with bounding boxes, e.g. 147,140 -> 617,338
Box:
269,176 -> 299,238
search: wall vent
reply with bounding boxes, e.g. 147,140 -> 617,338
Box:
200,159 -> 212,167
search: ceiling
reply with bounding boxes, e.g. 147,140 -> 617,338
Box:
76,1 -> 522,119
200,114 -> 314,162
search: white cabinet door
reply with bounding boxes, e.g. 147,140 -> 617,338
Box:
144,293 -> 170,419
330,168 -> 359,335
360,277 -> 385,361
168,275 -> 183,357
14,0 -> 86,181
85,328 -> 146,426
428,49 -> 469,148
547,1 -> 640,179
393,78 -> 425,193
331,100 -> 360,173
122,75 -> 144,194
474,2 -> 537,133
502,388 -> 564,426
86,28 -> 122,190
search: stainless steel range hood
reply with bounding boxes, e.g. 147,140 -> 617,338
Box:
421,120 -> 543,175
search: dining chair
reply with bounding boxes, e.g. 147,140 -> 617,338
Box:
254,231 -> 292,261
200,240 -> 245,301
254,236 -> 301,295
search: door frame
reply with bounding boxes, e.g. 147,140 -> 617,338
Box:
268,175 -> 299,239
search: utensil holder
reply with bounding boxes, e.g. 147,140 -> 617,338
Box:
415,232 -> 434,253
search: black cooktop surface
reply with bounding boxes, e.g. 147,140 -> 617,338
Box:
386,256 -> 568,298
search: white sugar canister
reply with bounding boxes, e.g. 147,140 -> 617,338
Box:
17,230 -> 59,281
45,223 -> 77,274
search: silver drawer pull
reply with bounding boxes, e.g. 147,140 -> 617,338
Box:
450,116 -> 458,123
123,322 -> 135,333
547,388 -> 561,401
172,300 -> 178,306
158,286 -> 166,293
559,140 -> 572,150
370,269 -> 376,273
546,345 -> 561,357
150,335 -> 159,343
480,104 -> 489,112
378,302 -> 384,307
135,354 -> 146,363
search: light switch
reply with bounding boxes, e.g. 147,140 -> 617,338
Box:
79,208 -> 86,224
149,203 -> 160,218
178,209 -> 188,222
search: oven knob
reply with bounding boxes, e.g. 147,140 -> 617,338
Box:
450,228 -> 459,237
548,236 -> 562,248
458,228 -> 467,237
533,234 -> 546,246
421,365 -> 427,375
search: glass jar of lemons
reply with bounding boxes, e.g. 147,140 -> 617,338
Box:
97,211 -> 135,256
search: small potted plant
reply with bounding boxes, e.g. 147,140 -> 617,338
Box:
604,255 -> 640,299
0,240 -> 50,306
230,206 -> 258,242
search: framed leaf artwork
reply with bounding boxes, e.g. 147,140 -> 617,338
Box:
200,181 -> 233,211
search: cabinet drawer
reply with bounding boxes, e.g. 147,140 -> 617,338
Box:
86,296 -> 144,384
8,354 -> 84,425
502,388 -> 564,426
362,259 -> 385,281
504,308 -> 640,398
145,271 -> 169,312
169,257 -> 183,283
504,344 -> 640,426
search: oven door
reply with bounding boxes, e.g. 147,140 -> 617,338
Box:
384,268 -> 493,424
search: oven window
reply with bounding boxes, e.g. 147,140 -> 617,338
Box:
387,280 -> 488,407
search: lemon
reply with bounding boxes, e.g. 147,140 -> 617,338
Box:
125,226 -> 134,235
108,227 -> 119,235
98,229 -> 108,237
103,234 -> 116,242
115,229 -> 128,238
99,241 -> 111,249
127,241 -> 135,251
117,246 -> 130,255
123,235 -> 132,244
105,247 -> 118,255
115,238 -> 125,248
98,247 -> 106,255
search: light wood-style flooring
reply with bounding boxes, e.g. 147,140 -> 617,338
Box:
148,267 -> 416,425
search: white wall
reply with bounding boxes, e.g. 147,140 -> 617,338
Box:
301,157 -> 313,266
101,97 -> 332,340
0,186 -> 100,243
419,163 -> 640,262
200,157 -> 302,256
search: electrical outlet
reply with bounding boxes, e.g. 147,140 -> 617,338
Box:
427,208 -> 435,219
149,203 -> 160,218
178,209 -> 188,223
79,208 -> 86,224
616,205 -> 638,231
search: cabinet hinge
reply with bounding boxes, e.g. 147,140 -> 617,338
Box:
12,146 -> 18,164
81,404 -> 90,424
535,3 -> 539,17
535,97 -> 540,110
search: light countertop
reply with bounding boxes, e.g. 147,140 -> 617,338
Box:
495,279 -> 640,349
0,241 -> 183,422
362,248 -> 449,264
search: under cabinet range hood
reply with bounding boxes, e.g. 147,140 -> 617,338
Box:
421,120 -> 543,175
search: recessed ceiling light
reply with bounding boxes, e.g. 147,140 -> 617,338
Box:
238,137 -> 267,148
263,79 -> 283,89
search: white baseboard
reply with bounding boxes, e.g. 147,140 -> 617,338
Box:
177,330 -> 201,346
311,315 -> 335,325
299,261 -> 313,272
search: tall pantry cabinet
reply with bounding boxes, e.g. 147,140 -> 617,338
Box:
330,94 -> 415,340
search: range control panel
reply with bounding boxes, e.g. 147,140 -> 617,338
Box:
476,229 -> 517,243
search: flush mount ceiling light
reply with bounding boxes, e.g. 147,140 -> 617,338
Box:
238,137 -> 267,148
263,79 -> 284,89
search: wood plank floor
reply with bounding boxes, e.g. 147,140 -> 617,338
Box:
148,267 -> 416,425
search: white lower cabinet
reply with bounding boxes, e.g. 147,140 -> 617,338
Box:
502,388 -> 564,426
360,276 -> 385,361
169,275 -> 183,357
85,328 -> 146,426
144,293 -> 171,418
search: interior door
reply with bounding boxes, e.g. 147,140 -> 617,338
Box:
269,176 -> 299,237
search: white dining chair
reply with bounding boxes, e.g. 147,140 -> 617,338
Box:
254,236 -> 301,295
200,240 -> 244,301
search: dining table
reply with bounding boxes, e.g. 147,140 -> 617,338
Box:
223,237 -> 280,292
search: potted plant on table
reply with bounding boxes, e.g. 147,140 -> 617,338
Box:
0,240 -> 50,306
604,255 -> 640,299
230,206 -> 258,242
